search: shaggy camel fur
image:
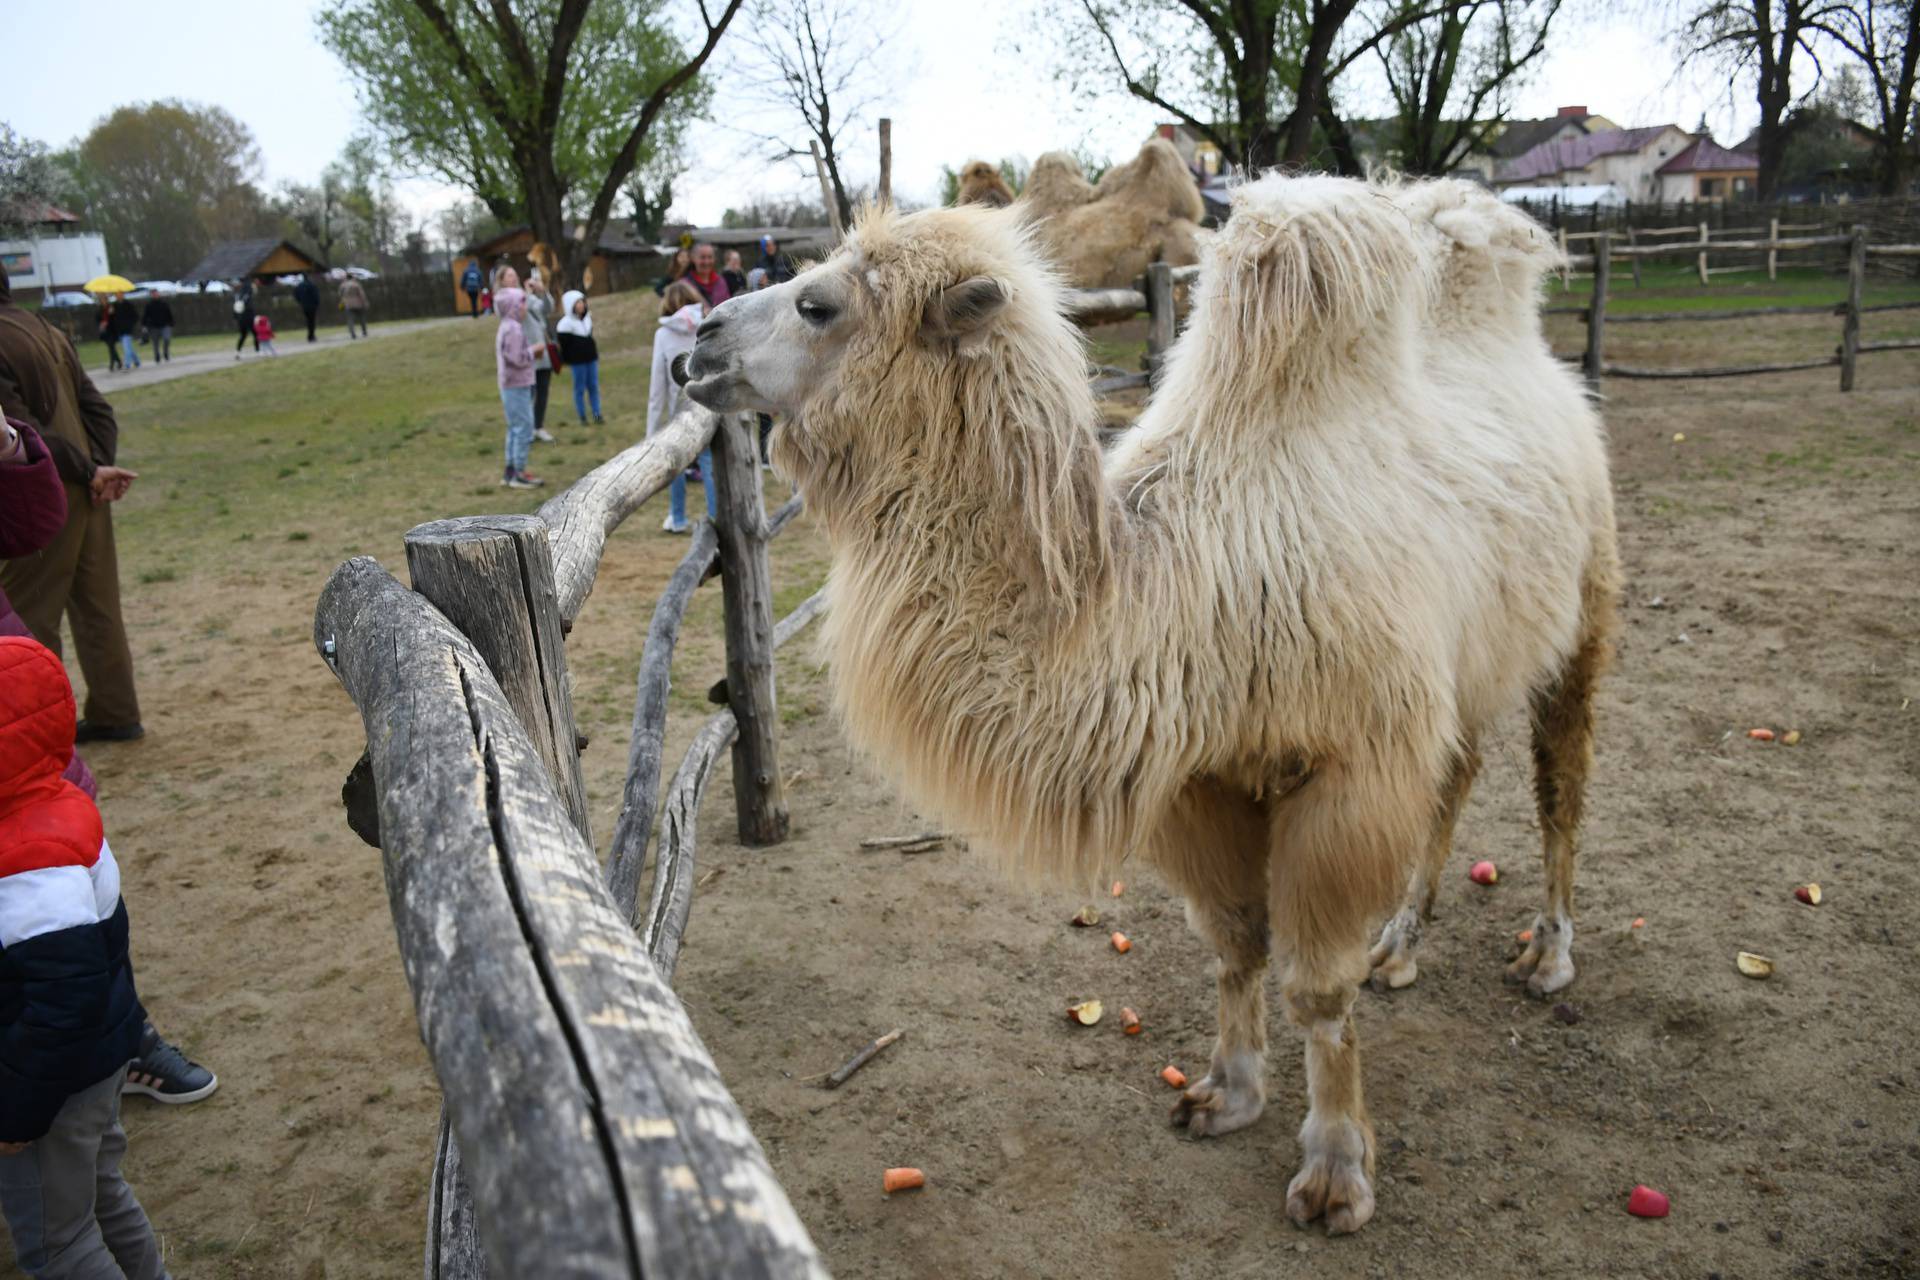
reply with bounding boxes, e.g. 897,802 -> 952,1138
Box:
954,160 -> 1015,209
1027,139 -> 1205,287
1022,150 -> 1097,220
683,174 -> 1618,1235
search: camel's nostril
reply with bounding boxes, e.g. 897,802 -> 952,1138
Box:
697,315 -> 725,341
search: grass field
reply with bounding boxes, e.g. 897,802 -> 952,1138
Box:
1549,261 -> 1920,316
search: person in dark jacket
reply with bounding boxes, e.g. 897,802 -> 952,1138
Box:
0,273 -> 144,741
233,279 -> 258,358
461,259 -> 483,317
108,296 -> 141,371
720,249 -> 748,299
292,273 -> 321,342
0,636 -> 170,1280
555,290 -> 601,424
757,235 -> 797,285
95,302 -> 120,372
139,293 -> 172,363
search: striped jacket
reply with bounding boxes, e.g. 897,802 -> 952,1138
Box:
0,636 -> 143,1143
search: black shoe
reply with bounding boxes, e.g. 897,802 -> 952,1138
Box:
75,720 -> 144,743
124,1024 -> 218,1105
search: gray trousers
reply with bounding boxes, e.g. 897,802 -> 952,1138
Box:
345,307 -> 368,337
0,1067 -> 168,1280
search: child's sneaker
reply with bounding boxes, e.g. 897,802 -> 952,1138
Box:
661,515 -> 689,534
593,413 -> 605,424
534,428 -> 557,443
516,470 -> 546,487
123,1024 -> 218,1105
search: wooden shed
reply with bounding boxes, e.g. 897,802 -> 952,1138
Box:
451,225 -> 657,312
180,238 -> 325,285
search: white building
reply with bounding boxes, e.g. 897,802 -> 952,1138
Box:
1493,126 -> 1696,202
1,203 -> 109,302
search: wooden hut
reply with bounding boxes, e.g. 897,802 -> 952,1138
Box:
180,238 -> 326,286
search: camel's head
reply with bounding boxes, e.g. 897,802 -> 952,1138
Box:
683,203 -> 1064,425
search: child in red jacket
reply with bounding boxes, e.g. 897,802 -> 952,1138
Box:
251,311 -> 278,356
0,636 -> 169,1279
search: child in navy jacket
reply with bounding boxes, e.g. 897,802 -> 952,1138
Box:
0,635 -> 168,1279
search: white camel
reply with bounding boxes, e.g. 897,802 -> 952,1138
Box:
682,173 -> 1618,1235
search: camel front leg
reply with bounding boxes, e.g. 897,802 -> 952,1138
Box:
1271,756 -> 1428,1234
1154,779 -> 1271,1138
1368,740 -> 1480,991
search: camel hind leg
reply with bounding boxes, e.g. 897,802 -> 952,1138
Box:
1156,779 -> 1272,1138
1367,739 -> 1481,990
1507,582 -> 1614,996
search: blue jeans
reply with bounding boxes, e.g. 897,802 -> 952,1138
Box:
501,385 -> 534,476
117,334 -> 140,367
570,360 -> 601,420
669,449 -> 717,527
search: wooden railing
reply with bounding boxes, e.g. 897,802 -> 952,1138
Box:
314,402 -> 828,1279
1552,227 -> 1919,390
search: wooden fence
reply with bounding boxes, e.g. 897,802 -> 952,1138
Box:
1552,227 -> 1920,389
310,259 -> 1187,1274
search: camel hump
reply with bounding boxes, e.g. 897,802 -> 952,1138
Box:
1204,173 -> 1430,349
1390,178 -> 1562,314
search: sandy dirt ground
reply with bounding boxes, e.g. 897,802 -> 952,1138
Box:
2,316 -> 1915,1279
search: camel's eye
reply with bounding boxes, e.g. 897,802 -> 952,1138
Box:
796,297 -> 837,326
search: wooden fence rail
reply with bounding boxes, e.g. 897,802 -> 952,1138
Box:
314,557 -> 826,1280
1557,226 -> 1912,390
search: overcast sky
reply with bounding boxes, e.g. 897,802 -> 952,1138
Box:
9,0 -> 1769,235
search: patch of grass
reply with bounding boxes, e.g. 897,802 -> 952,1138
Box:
1552,262 -> 1920,316
138,566 -> 178,584
287,531 -> 311,542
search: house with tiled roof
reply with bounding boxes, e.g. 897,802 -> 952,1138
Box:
1655,138 -> 1759,201
1487,106 -> 1620,160
1493,125 -> 1696,201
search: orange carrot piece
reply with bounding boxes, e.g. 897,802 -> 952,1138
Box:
1120,1007 -> 1142,1035
1160,1065 -> 1187,1089
1110,931 -> 1131,954
1747,727 -> 1775,741
1517,928 -> 1533,943
883,1167 -> 926,1194
1631,917 -> 1645,929
1111,880 -> 1126,897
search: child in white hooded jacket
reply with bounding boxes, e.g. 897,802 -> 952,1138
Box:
648,280 -> 715,532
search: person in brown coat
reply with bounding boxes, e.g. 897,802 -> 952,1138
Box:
0,274 -> 144,741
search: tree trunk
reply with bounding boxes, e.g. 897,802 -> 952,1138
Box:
1317,100 -> 1364,176
1282,0 -> 1360,165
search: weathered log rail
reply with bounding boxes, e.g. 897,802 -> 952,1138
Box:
1555,227 -> 1914,390
314,391 -> 836,1277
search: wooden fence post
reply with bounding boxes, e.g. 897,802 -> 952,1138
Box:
878,117 -> 893,209
1840,225 -> 1865,392
405,515 -> 591,837
1557,226 -> 1569,289
1697,221 -> 1710,285
401,515 -> 591,1279
1768,215 -> 1780,281
1145,261 -> 1175,388
1626,226 -> 1642,288
1585,232 -> 1610,391
709,413 -> 789,845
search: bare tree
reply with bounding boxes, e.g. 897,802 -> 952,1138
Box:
1820,0 -> 1919,193
1054,0 -> 1455,172
1373,0 -> 1562,174
1678,0 -> 1851,199
742,0 -> 896,229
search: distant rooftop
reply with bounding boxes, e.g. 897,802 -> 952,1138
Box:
1497,126 -> 1684,183
1657,137 -> 1758,174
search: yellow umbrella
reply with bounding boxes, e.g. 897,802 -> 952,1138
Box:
84,274 -> 137,295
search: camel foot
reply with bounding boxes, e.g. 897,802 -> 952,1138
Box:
1505,912 -> 1576,996
1169,1050 -> 1264,1138
1366,907 -> 1421,991
1286,1115 -> 1376,1235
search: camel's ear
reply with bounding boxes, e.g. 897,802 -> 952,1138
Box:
921,276 -> 1009,350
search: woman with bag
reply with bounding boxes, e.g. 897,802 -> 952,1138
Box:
232,279 -> 258,359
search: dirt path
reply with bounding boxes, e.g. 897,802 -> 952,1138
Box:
1,318 -> 1913,1278
104,318 -> 462,392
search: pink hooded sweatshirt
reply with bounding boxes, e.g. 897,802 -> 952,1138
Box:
494,288 -> 535,390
